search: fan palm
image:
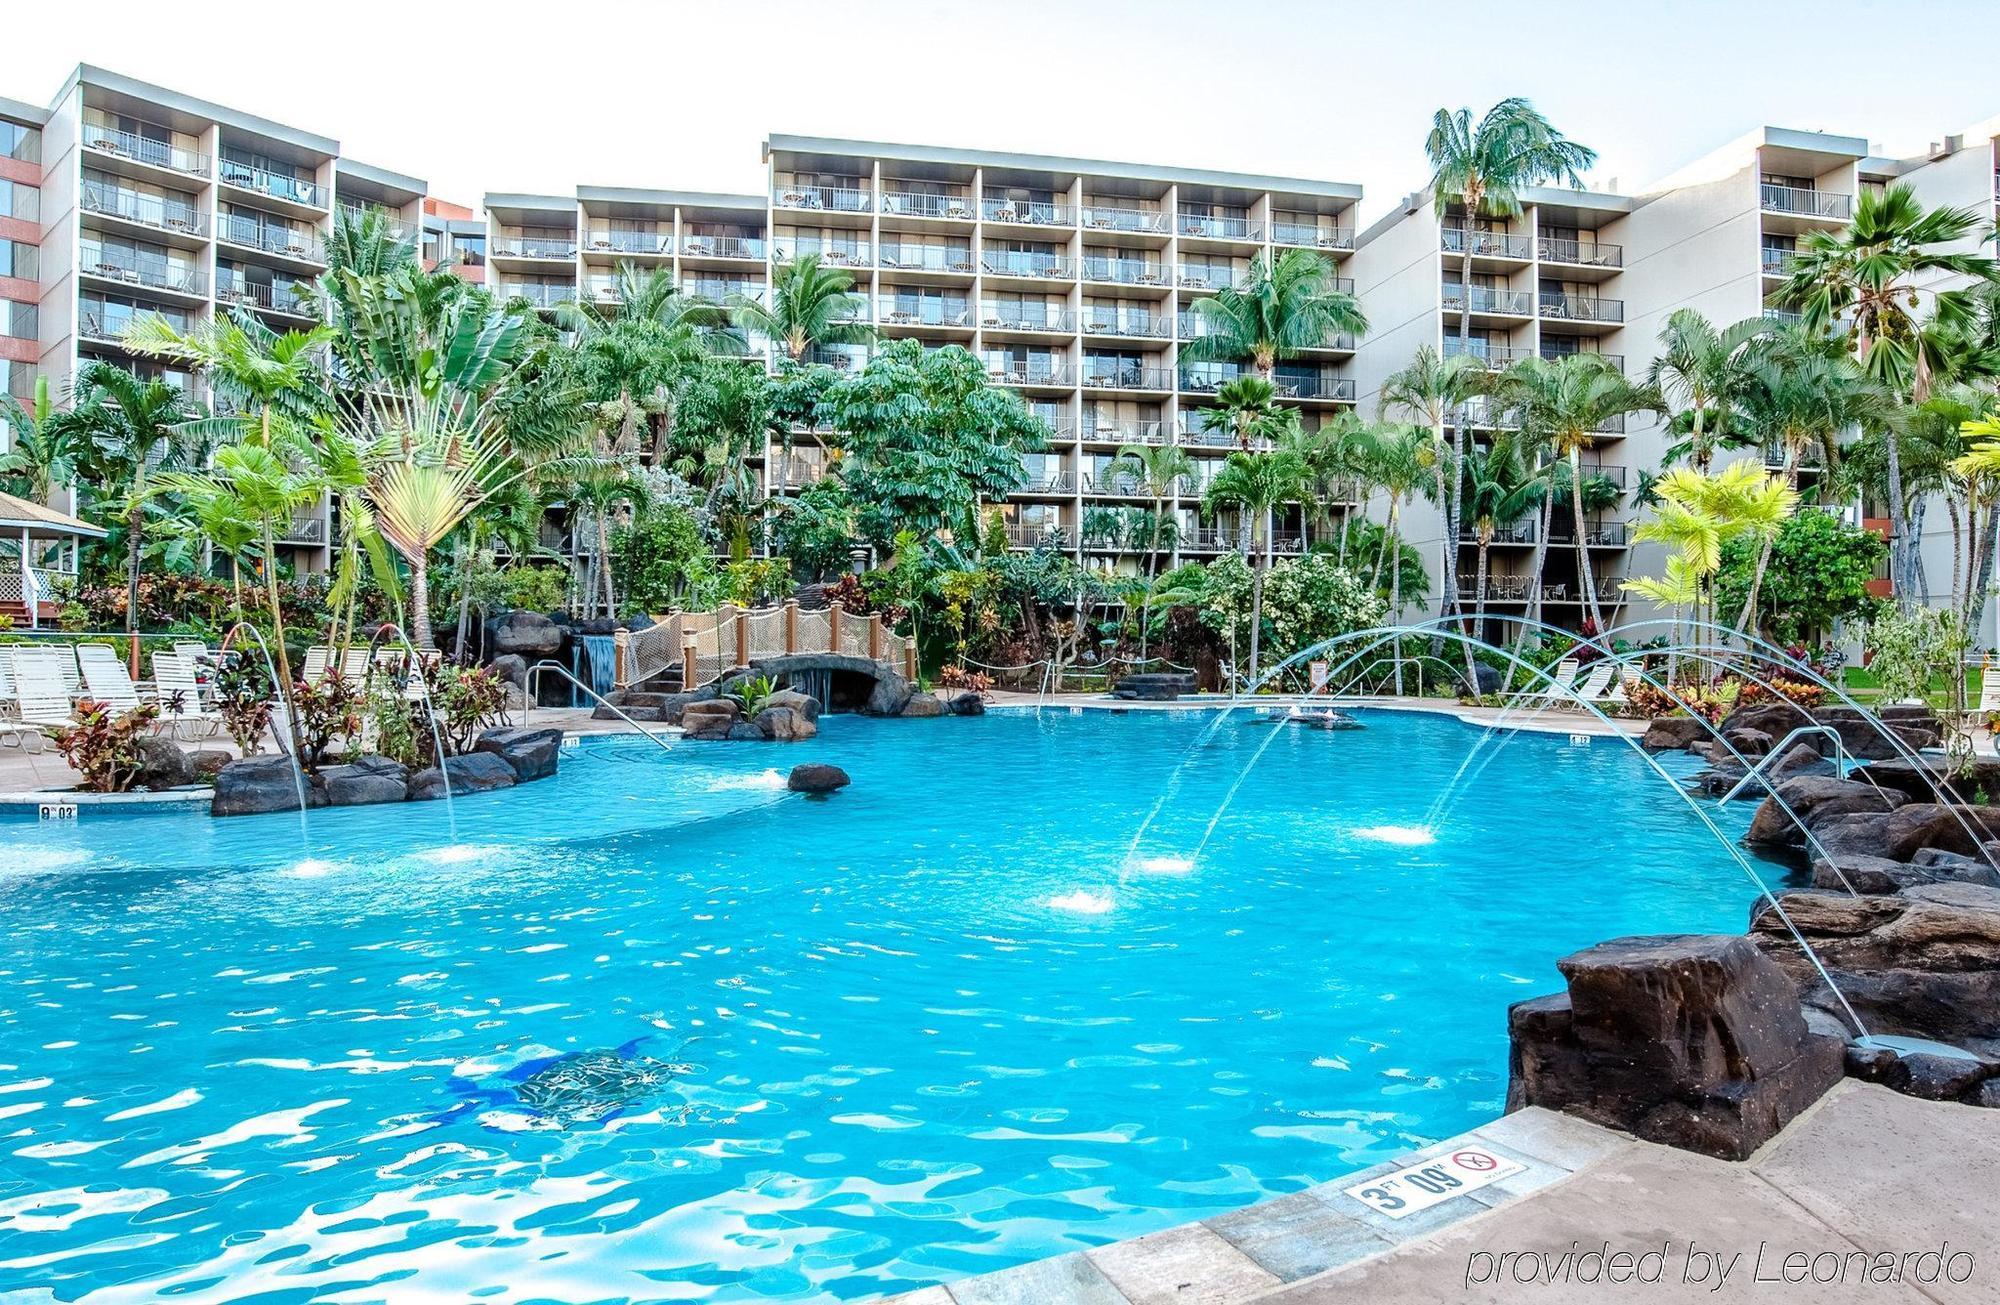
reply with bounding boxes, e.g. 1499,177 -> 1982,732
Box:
1201,375 -> 1294,452
1426,98 -> 1595,354
1380,346 -> 1488,632
1201,449 -> 1306,684
1644,310 -> 1768,472
731,254 -> 874,365
1179,249 -> 1367,381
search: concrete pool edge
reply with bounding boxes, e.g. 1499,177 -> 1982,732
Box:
982,693 -> 1640,739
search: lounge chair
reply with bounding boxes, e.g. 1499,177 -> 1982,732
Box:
152,653 -> 224,740
76,644 -> 147,715
302,645 -> 331,682
339,647 -> 372,687
2,653 -> 73,752
1561,664 -> 1617,712
1507,658 -> 1580,708
1978,665 -> 2000,716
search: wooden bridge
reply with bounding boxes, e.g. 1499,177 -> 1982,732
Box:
615,601 -> 918,691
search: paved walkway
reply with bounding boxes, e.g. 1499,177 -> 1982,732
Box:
884,1082 -> 1996,1304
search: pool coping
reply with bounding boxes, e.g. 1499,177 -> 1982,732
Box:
983,693 -> 1638,739
0,786 -> 212,808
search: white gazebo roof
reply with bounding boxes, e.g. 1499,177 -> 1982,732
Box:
0,491 -> 109,541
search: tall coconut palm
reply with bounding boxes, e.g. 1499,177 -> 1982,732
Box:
1426,98 -> 1596,354
1201,448 -> 1305,685
1460,436 -> 1547,637
1107,441 -> 1194,656
1280,411 -> 1367,554
730,253 -> 875,365
1497,354 -> 1659,632
1644,310 -> 1768,472
1380,346 -> 1488,632
561,264 -> 735,465
61,361 -> 202,638
1180,249 -> 1367,383
1779,183 -> 2000,601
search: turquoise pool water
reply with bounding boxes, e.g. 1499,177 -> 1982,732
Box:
0,708 -> 1776,1301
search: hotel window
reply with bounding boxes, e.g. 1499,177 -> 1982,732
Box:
2,300 -> 36,340
0,239 -> 36,280
0,122 -> 39,163
0,180 -> 38,222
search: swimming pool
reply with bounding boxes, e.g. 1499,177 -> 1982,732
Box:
0,708 -> 1779,1300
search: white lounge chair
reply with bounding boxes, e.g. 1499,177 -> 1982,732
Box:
302,645 -> 331,682
76,644 -> 147,715
1508,658 -> 1580,708
1562,663 -> 1617,712
152,652 -> 224,740
340,647 -> 372,687
1978,666 -> 2000,716
2,653 -> 73,752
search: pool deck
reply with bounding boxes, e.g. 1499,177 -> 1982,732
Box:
881,1081 -> 1998,1304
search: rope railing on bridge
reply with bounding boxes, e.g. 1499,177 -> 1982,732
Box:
615,601 -> 919,691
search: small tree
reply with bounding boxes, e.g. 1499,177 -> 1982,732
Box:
1715,510 -> 1885,644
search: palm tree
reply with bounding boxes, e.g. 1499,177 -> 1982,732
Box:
1106,441 -> 1194,656
1180,248 -> 1367,383
1644,310 -> 1768,472
1779,183 -> 2000,601
61,363 -> 203,638
1379,346 -> 1487,632
1201,449 -> 1305,685
1498,355 -> 1658,631
1361,425 -> 1436,625
1624,464 -> 1797,659
1426,98 -> 1596,355
731,254 -> 874,365
569,460 -> 650,618
1460,436 -> 1547,638
561,264 -> 734,465
1203,375 -> 1286,451
1279,412 -> 1365,553
0,377 -> 81,504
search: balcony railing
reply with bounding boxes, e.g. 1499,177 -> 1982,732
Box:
1272,372 -> 1356,401
981,198 -> 1074,226
1084,470 -> 1145,495
81,256 -> 205,297
983,306 -> 1075,332
1760,184 -> 1850,219
1580,463 -> 1628,487
586,230 -> 672,255
1272,222 -> 1355,250
1179,361 -> 1247,392
494,236 -> 577,260
982,251 -> 1075,279
773,240 -> 870,268
1536,236 -> 1623,268
219,161 -> 325,208
1178,214 -> 1262,241
679,235 -> 766,260
1761,246 -> 1805,276
880,191 -> 975,220
82,124 -> 207,177
221,281 -> 313,317
775,185 -> 872,213
683,280 -> 762,303
217,215 -> 325,263
1584,521 -> 1629,547
1082,255 -> 1168,286
1543,350 -> 1625,372
80,182 -> 204,235
986,359 -> 1073,386
1180,526 -> 1234,552
1176,266 -> 1244,291
1082,311 -> 1167,338
1005,521 -> 1068,547
1021,470 -> 1075,493
280,514 -> 328,544
1593,413 -> 1628,434
1764,307 -> 1804,327
773,458 -> 830,488
878,244 -> 975,273
1081,364 -> 1174,391
1539,293 -> 1624,324
1457,520 -> 1538,545
879,299 -> 973,328
502,283 -> 576,309
1083,420 -> 1170,445
1441,227 -> 1535,259
1443,284 -> 1534,316
1453,398 -> 1520,429
1443,340 -> 1533,365
1081,205 -> 1169,234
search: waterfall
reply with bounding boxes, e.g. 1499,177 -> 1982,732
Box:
581,634 -> 618,699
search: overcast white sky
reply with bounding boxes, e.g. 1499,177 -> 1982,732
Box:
4,0 -> 1995,224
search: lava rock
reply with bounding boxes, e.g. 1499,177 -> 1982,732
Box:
765,689 -> 821,722
865,672 -> 916,717
133,736 -> 199,790
1845,1041 -> 1900,1082
1852,756 -> 2000,805
1724,726 -> 1773,757
188,749 -> 231,779
317,754 -> 409,806
726,722 -> 766,741
947,691 -> 985,716
212,755 -> 323,817
1883,1051 -> 1996,1102
408,751 -> 518,800
1744,775 -> 1907,848
489,610 -> 564,659
1114,672 -> 1197,702
475,726 -> 564,781
1640,716 -> 1709,752
597,689 -> 717,726
900,693 -> 947,718
1810,854 -> 1932,895
787,763 -> 850,794
753,705 -> 817,741
1507,933 -> 1844,1161
679,700 -> 742,740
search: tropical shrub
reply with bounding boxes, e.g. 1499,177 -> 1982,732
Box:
213,654 -> 275,755
1866,606 -> 1967,704
772,478 -> 858,582
1716,510 -> 1885,643
366,685 -> 426,770
53,699 -> 160,793
1735,676 -> 1828,709
613,505 -> 723,615
938,664 -> 993,692
729,674 -> 779,717
422,660 -> 508,756
725,557 -> 793,606
292,671 -> 365,769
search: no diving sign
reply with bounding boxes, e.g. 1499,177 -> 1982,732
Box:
1342,1145 -> 1525,1218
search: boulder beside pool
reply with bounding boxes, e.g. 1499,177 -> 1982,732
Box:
475,726 -> 564,781
409,751 -> 517,801
212,755 -> 324,817
787,763 -> 850,794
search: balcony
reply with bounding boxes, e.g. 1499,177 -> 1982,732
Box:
986,359 -> 1073,387
1443,340 -> 1533,365
1272,222 -> 1355,250
982,306 -> 1075,333
1085,469 -> 1145,495
1442,284 -> 1534,316
1020,470 -> 1075,493
217,215 -> 325,263
981,197 -> 1074,226
1453,398 -> 1520,429
879,298 -> 973,328
1760,184 -> 1850,220
1179,361 -> 1247,394
1178,214 -> 1263,241
218,281 -> 313,317
1539,293 -> 1624,324
80,182 -> 205,237
503,283 -> 576,310
1760,246 -> 1805,276
1082,255 -> 1168,287
1081,205 -> 1170,234
493,235 -> 577,261
774,185 -> 872,214
1536,236 -> 1622,268
981,251 -> 1075,280
880,191 -> 975,220
679,235 -> 766,260
772,456 -> 830,489
585,230 -> 672,256
773,240 -> 870,268
1005,521 -> 1067,547
80,256 -> 206,298
1176,266 -> 1244,291
1584,521 -> 1629,547
280,514 -> 328,545
1593,413 -> 1628,434
219,161 -> 326,209
1080,364 -> 1174,392
1441,227 -> 1535,259
1081,310 -> 1167,339
1764,307 -> 1804,327
1457,520 -> 1538,545
1580,463 -> 1628,488
1083,420 -> 1169,445
683,280 -> 761,303
1544,350 -> 1625,371
1273,371 -> 1355,401
1180,526 -> 1233,552
878,244 -> 974,274
81,124 -> 207,178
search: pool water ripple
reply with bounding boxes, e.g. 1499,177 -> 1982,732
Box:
0,709 -> 1780,1300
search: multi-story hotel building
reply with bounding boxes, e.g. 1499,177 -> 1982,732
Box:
1,62 -> 1997,636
